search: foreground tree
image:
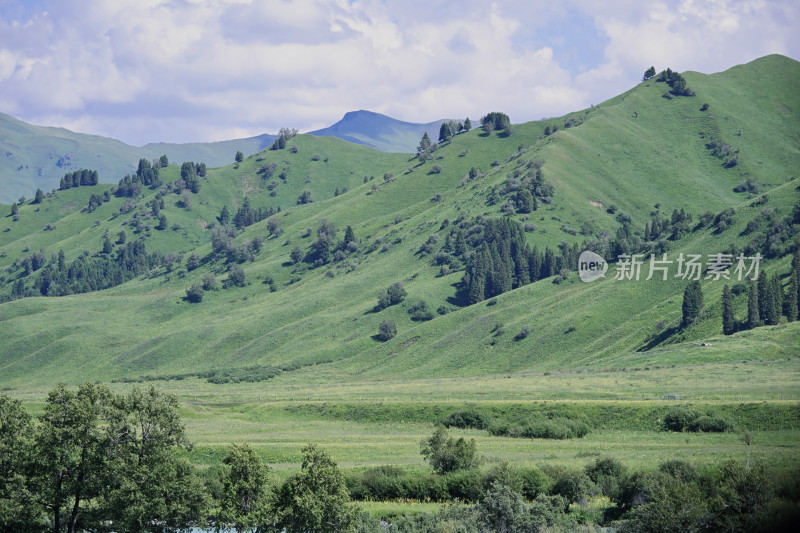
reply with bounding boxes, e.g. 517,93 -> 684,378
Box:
271,444 -> 358,533
29,383 -> 111,533
218,444 -> 270,533
101,386 -> 206,532
0,396 -> 43,532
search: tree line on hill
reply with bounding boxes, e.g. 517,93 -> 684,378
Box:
4,239 -> 162,299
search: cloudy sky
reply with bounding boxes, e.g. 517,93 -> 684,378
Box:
0,0 -> 798,146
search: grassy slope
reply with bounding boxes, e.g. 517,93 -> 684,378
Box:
0,55 -> 799,389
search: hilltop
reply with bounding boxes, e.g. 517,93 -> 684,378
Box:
308,110 -> 450,153
0,54 -> 799,389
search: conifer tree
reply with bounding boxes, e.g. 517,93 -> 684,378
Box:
748,281 -> 761,329
765,273 -> 782,325
757,276 -> 769,322
722,284 -> 736,335
34,188 -> 44,204
417,132 -> 432,154
787,270 -> 798,322
682,280 -> 703,327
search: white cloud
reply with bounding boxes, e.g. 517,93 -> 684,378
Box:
0,0 -> 797,145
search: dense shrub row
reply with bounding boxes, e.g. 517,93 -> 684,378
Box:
662,406 -> 732,432
444,407 -> 590,439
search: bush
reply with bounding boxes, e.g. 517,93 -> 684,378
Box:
442,408 -> 491,430
658,459 -> 698,483
488,416 -> 589,440
585,456 -> 627,499
688,415 -> 731,433
629,475 -> 708,532
377,319 -> 396,341
662,407 -> 730,432
550,469 -> 597,506
420,427 -> 479,474
185,283 -> 203,303
662,407 -> 702,432
519,466 -> 551,499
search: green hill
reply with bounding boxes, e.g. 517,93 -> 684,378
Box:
1,54 -> 799,389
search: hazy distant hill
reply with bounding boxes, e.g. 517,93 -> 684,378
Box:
0,112 -> 277,204
308,110 -> 450,152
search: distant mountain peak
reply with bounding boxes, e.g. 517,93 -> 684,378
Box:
308,110 -> 450,153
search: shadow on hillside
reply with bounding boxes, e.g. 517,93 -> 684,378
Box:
446,282 -> 468,308
638,325 -> 681,352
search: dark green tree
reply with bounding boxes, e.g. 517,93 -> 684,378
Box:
377,319 -> 397,341
186,283 -> 204,303
417,132 -> 432,154
227,265 -> 247,288
219,205 -> 231,226
682,280 -> 703,327
218,444 -> 270,533
99,387 -> 205,532
102,236 -> 113,254
463,117 -> 472,132
235,151 -> 244,163
748,281 -> 760,329
33,188 -> 45,204
0,395 -> 43,532
30,383 -> 112,533
10,203 -> 18,216
765,273 -> 782,325
643,66 -> 656,80
156,214 -> 168,230
438,122 -> 452,142
787,268 -> 799,322
722,284 -> 736,335
159,154 -> 169,167
271,444 -> 358,533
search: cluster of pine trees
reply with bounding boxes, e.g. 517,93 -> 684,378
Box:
655,67 -> 695,96
5,240 -> 162,300
438,117 -> 471,142
115,158 -> 162,197
270,127 -> 299,150
480,112 -> 511,134
456,218 -> 578,304
490,159 -> 552,212
217,199 -> 280,230
58,169 -> 99,189
180,161 -> 206,193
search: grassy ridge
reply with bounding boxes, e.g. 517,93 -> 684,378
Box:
0,55 -> 799,389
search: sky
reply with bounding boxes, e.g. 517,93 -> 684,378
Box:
0,0 -> 798,146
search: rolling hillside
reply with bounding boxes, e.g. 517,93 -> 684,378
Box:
1,54 -> 799,389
